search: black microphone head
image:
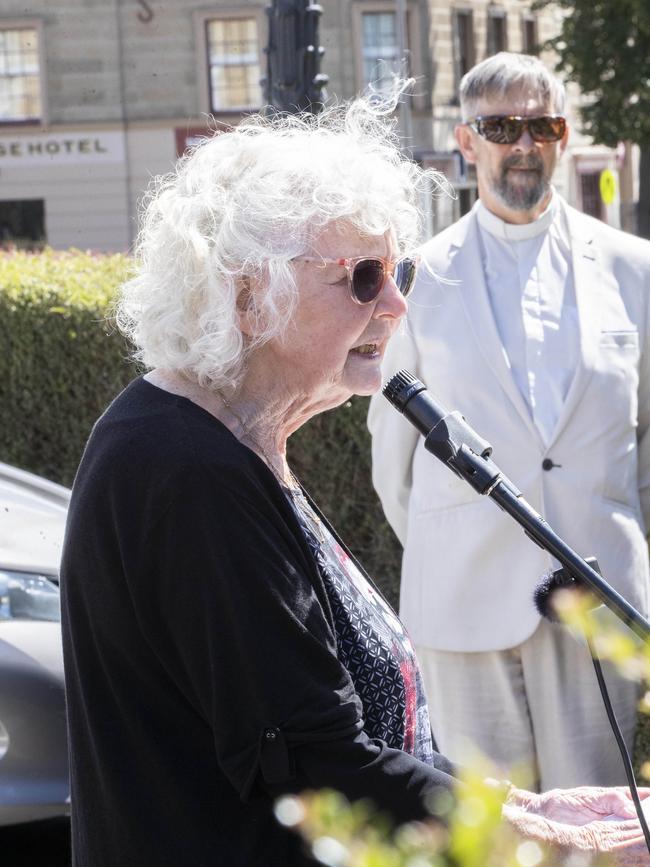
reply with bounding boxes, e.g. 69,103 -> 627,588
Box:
534,568 -> 585,623
382,370 -> 427,412
534,572 -> 565,622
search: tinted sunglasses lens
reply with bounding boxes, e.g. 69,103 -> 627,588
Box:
478,118 -> 522,144
477,116 -> 566,144
352,259 -> 385,303
394,257 -> 417,297
529,116 -> 566,142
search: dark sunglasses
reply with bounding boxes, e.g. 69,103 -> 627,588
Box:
468,114 -> 567,145
294,254 -> 419,305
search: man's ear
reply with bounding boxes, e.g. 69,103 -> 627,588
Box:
454,123 -> 478,165
559,122 -> 570,156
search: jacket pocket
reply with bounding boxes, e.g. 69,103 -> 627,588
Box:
599,330 -> 639,349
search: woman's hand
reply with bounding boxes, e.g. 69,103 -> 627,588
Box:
503,787 -> 650,865
508,786 -> 649,825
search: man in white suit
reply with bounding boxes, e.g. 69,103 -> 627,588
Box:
368,52 -> 650,790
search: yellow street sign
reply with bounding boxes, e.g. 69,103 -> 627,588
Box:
599,169 -> 616,205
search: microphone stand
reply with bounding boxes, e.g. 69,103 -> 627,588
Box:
383,370 -> 650,855
383,370 -> 650,643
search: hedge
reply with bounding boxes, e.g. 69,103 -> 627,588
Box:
0,248 -> 403,606
0,249 -> 136,486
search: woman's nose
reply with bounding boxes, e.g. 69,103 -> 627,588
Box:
376,274 -> 409,319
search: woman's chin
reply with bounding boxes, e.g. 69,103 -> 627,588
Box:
342,362 -> 384,397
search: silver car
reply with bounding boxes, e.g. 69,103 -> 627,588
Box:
0,462 -> 70,826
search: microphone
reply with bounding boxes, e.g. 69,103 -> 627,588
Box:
382,369 -> 453,438
383,370 -> 500,493
533,558 -> 601,623
533,572 -> 570,623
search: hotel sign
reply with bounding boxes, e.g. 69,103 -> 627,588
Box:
0,131 -> 125,167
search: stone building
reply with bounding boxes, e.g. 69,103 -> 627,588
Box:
0,0 -> 626,251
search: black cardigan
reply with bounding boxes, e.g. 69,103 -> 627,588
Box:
61,377 -> 456,867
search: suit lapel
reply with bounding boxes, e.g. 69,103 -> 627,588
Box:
450,212 -> 544,445
547,204 -> 603,446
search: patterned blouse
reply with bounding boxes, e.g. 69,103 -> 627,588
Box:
287,483 -> 435,766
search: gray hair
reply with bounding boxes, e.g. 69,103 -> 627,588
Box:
460,52 -> 566,121
116,92 -> 446,391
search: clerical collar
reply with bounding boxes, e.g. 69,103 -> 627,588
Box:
476,190 -> 557,241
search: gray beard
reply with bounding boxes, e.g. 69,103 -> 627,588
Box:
492,153 -> 550,211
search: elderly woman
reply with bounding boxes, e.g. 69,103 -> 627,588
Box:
60,95 -> 649,866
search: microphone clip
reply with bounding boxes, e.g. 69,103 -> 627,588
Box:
424,417 -> 503,497
549,555 -> 601,593
424,410 -> 501,494
424,410 -> 492,465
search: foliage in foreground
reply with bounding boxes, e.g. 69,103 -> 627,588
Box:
276,771 -> 609,867
279,591 -> 650,867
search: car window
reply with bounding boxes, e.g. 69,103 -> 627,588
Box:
0,571 -> 60,622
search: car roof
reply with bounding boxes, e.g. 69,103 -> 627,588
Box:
0,462 -> 70,576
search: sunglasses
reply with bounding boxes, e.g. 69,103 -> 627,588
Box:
468,114 -> 567,145
294,255 -> 419,305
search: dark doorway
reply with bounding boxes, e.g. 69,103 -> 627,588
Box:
0,199 -> 46,247
579,173 -> 604,221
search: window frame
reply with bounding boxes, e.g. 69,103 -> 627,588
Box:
451,7 -> 476,92
0,18 -> 47,128
351,1 -> 425,110
521,12 -> 538,54
194,7 -> 266,115
486,6 -> 508,56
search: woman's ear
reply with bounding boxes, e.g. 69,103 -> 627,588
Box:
236,276 -> 256,336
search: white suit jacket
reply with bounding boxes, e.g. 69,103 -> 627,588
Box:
368,198 -> 650,652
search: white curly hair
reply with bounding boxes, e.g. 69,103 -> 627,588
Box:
116,90 -> 446,390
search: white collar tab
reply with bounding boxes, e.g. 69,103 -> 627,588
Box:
477,191 -> 557,241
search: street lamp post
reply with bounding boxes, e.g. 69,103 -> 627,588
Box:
394,0 -> 413,150
264,0 -> 328,113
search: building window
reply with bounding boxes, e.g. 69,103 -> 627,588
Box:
452,10 -> 475,88
0,200 -> 45,248
0,27 -> 42,123
352,3 -> 426,109
487,8 -> 508,55
205,17 -> 262,111
361,11 -> 401,92
522,14 -> 537,54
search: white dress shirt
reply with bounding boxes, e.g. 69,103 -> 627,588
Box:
476,192 -> 579,444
